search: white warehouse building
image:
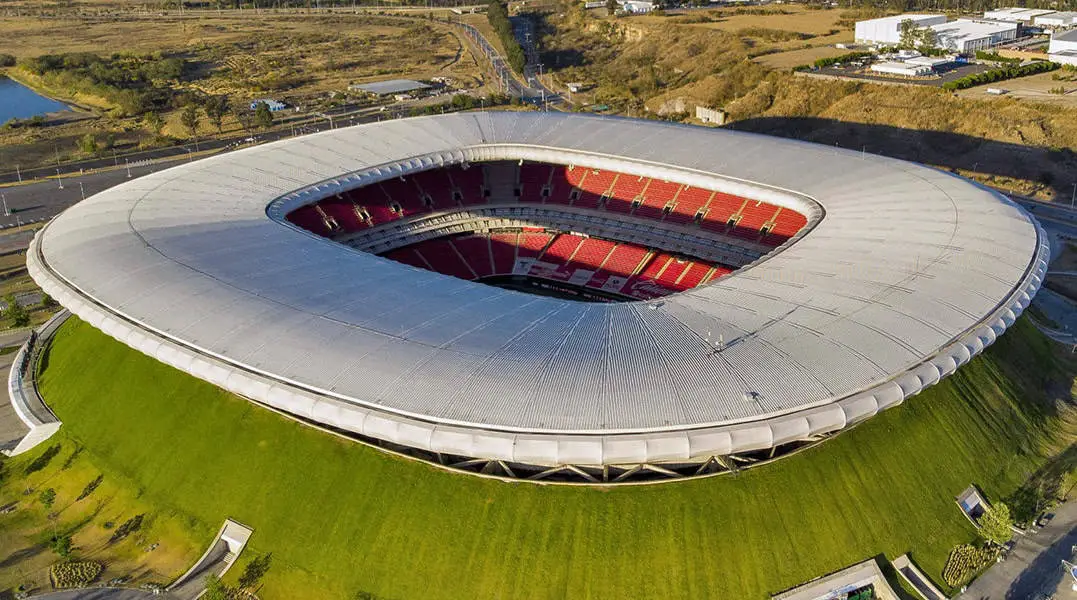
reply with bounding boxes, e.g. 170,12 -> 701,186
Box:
1036,12 -> 1077,28
1049,28 -> 1077,65
982,7 -> 1056,24
854,14 -> 946,46
930,19 -> 1018,53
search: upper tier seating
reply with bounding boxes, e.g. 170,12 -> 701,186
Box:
287,163 -> 807,250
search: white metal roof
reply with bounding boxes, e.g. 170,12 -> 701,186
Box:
28,112 -> 1047,466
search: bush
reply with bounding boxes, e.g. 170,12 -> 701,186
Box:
942,61 -> 1060,91
0,54 -> 15,67
975,50 -> 1021,65
942,544 -> 998,586
50,561 -> 102,588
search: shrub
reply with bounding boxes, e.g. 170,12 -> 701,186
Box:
50,561 -> 102,588
975,50 -> 1021,64
942,61 -> 1060,91
942,544 -> 998,586
0,54 -> 15,67
39,487 -> 56,510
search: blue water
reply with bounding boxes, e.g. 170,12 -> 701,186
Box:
0,77 -> 70,122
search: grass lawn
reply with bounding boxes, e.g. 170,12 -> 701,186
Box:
3,315 -> 1073,599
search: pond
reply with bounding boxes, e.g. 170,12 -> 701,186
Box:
0,77 -> 71,123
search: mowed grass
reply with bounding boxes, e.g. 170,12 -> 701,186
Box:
24,316 -> 1073,600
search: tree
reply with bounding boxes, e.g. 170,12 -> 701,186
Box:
979,502 -> 1015,545
205,95 -> 229,134
39,294 -> 57,310
143,111 -> 164,136
253,101 -> 274,130
606,0 -> 618,15
4,295 -> 30,328
49,533 -> 72,559
181,103 -> 201,139
917,27 -> 938,51
75,133 -> 98,155
898,18 -> 920,49
39,487 -> 56,510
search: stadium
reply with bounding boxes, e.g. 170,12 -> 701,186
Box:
26,112 -> 1049,483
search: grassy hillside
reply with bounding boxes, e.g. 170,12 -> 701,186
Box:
2,316 -> 1073,599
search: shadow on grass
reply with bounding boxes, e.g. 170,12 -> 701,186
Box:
731,117 -> 1077,200
1007,444 -> 1077,524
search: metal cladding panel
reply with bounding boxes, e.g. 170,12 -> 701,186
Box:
30,112 -> 1047,466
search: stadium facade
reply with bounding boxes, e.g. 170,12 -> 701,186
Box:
28,113 -> 1048,482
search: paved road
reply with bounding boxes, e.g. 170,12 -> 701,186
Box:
959,500 -> 1077,600
0,329 -> 32,452
31,589 -> 169,600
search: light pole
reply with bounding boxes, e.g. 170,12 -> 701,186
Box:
125,158 -> 132,178
14,165 -> 20,183
1,192 -> 8,217
55,168 -> 63,190
1072,182 -> 1076,209
79,181 -> 85,201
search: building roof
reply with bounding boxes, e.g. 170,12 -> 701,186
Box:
1053,28 -> 1077,43
28,112 -> 1047,467
351,79 -> 431,95
931,18 -> 1017,44
1036,11 -> 1077,22
857,13 -> 945,27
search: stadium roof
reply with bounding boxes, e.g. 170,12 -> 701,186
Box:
29,112 -> 1047,467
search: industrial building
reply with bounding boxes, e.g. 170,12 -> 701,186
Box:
1035,11 -> 1077,29
870,61 -> 933,77
930,19 -> 1019,53
854,14 -> 946,46
982,7 -> 1056,24
1049,28 -> 1077,65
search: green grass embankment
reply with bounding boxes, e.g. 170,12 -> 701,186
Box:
12,315 -> 1075,600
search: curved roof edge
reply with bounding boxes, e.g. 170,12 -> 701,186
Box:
27,212 -> 1049,467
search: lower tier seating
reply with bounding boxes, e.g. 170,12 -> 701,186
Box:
379,231 -> 732,300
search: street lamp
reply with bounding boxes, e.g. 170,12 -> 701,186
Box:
125,158 -> 132,178
1,192 -> 8,217
1072,182 -> 1076,209
79,181 -> 85,201
56,168 -> 63,190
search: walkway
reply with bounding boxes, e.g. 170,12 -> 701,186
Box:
958,500 -> 1077,600
167,519 -> 253,600
2,310 -> 67,456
